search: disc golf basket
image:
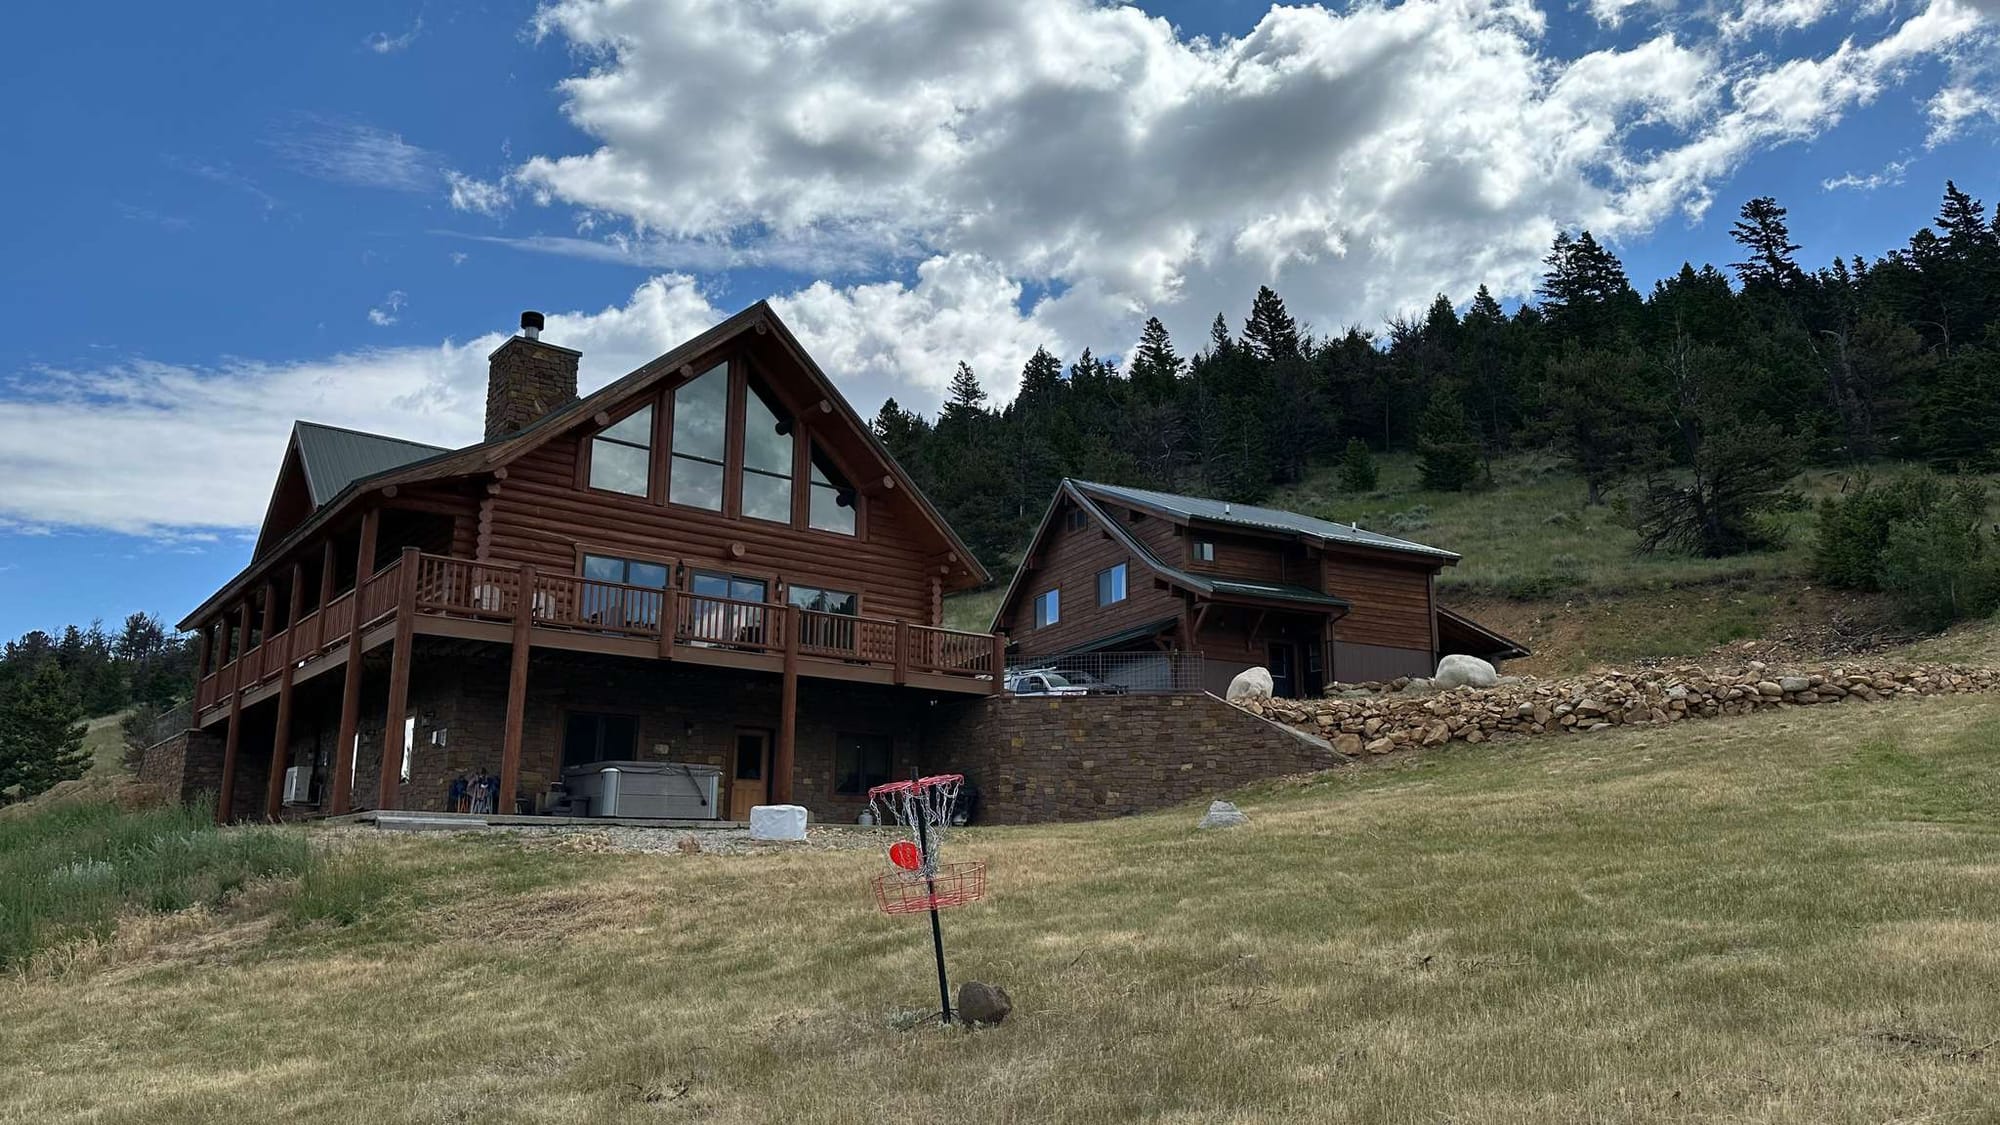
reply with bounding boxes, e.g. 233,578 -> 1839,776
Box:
868,773 -> 986,1024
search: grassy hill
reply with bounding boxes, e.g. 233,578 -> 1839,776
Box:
7,689 -> 2000,1122
946,455 -> 2000,672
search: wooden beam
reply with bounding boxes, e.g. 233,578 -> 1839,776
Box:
659,584 -> 678,660
498,564 -> 533,814
893,623 -> 908,686
317,539 -> 337,611
990,631 -> 1007,696
377,547 -> 420,812
264,563 -> 306,820
773,605 -> 799,805
330,511 -> 378,816
216,600 -> 250,824
356,508 -> 380,583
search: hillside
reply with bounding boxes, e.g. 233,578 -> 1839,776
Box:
7,687 -> 2000,1123
945,454 -> 1999,673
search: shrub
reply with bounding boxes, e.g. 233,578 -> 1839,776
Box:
1817,472 -> 1998,628
1337,438 -> 1378,492
1417,387 -> 1480,492
1385,504 -> 1431,532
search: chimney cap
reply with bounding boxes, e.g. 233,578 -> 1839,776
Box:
520,310 -> 545,339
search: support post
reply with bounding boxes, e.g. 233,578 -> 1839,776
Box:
892,622 -> 908,686
330,514 -> 378,816
216,600 -> 251,824
658,584 -> 678,660
377,547 -> 420,812
318,539 -> 338,614
499,565 -> 533,815
991,631 -> 1007,696
773,604 -> 799,805
264,563 -> 306,820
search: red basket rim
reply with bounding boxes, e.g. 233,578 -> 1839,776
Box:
866,773 -> 965,800
870,859 -> 986,915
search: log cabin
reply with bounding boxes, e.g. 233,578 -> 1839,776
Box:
168,304 -> 999,824
993,480 -> 1526,697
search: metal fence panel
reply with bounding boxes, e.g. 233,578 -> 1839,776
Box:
1005,651 -> 1204,695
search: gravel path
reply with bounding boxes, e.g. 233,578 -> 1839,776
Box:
488,822 -> 906,856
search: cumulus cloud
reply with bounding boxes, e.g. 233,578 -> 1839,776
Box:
515,0 -> 1996,378
0,274 -> 1044,534
446,170 -> 510,216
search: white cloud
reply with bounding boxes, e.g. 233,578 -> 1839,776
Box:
365,18 -> 422,54
271,117 -> 440,192
1717,0 -> 1838,38
1927,81 -> 2000,143
513,0 -> 1996,377
445,170 -> 510,216
367,291 -> 408,326
1821,157 -> 1914,191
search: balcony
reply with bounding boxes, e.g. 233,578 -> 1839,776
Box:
194,551 -> 1002,722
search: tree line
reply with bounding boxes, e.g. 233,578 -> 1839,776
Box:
0,614 -> 195,804
875,180 -> 2000,584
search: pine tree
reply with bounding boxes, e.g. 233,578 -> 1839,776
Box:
1128,317 -> 1184,403
0,658 -> 90,804
1729,196 -> 1804,292
1538,231 -> 1638,348
1242,285 -> 1302,361
941,362 -> 989,425
1417,385 -> 1481,491
1338,437 -> 1379,491
1544,343 -> 1652,505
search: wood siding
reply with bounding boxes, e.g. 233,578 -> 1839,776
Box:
481,427 -> 939,625
1323,549 -> 1436,649
1003,496 -> 1178,656
1185,529 -> 1297,583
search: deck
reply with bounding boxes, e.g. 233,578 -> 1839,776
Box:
193,550 -> 1001,727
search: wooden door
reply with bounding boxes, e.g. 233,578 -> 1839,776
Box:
1267,642 -> 1297,699
728,730 -> 771,820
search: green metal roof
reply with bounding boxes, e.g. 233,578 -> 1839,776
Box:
293,421 -> 450,507
1206,577 -> 1351,608
1072,479 -> 1460,562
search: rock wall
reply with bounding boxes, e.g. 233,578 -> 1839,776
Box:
925,692 -> 1341,824
1240,661 -> 2000,754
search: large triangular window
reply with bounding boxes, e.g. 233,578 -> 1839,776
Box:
588,406 -> 652,496
741,381 -> 793,523
808,446 -> 856,536
669,363 -> 727,510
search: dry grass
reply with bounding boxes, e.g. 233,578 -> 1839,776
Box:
7,696 -> 2000,1122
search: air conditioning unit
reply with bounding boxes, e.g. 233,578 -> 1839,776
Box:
283,766 -> 312,805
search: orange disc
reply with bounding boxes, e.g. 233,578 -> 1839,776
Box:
888,840 -> 921,870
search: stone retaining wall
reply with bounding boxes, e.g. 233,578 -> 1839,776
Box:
1240,661 -> 2000,754
925,692 -> 1339,825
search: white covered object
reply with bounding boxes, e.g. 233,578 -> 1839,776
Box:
748,804 -> 809,841
1434,654 -> 1499,689
1226,666 -> 1274,701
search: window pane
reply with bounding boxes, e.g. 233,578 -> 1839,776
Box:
603,715 -> 638,760
589,440 -> 649,495
743,386 -> 792,475
627,562 -> 669,589
810,483 -> 855,535
730,578 -> 768,602
583,555 -> 624,582
562,713 -> 598,769
742,470 -> 792,523
672,363 -> 728,461
691,572 -> 731,599
669,455 -> 724,509
836,733 -> 894,795
1098,564 -> 1126,605
789,586 -> 856,615
602,404 -> 652,445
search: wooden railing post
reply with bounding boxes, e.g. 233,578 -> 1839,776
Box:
991,631 -> 1008,695
377,547 -> 421,812
264,562 -> 307,821
659,585 -> 679,659
774,605 -> 799,806
893,622 -> 908,686
217,599 -> 251,824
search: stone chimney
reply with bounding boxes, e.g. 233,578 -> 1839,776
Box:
485,311 -> 581,441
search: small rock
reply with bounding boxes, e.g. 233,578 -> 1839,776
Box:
1197,800 -> 1249,829
956,981 -> 1012,1024
1779,676 -> 1811,694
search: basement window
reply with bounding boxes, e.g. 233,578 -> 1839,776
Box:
588,405 -> 652,497
1034,588 -> 1060,628
563,712 -> 639,770
835,733 -> 894,795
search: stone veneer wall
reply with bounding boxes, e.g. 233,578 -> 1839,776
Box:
924,692 -> 1339,825
1243,660 -> 2000,754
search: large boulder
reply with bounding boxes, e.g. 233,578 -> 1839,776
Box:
1226,666 -> 1274,702
1197,800 -> 1249,829
1433,654 -> 1499,689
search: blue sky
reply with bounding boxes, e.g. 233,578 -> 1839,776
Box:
2,0 -> 1997,641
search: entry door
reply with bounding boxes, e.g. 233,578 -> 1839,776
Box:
728,730 -> 771,820
1267,642 -> 1297,699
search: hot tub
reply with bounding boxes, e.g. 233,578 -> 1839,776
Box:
560,761 -> 722,819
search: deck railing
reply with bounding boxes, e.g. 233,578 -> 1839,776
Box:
196,552 -> 1001,715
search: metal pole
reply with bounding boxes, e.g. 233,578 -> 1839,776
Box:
914,806 -> 952,1025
